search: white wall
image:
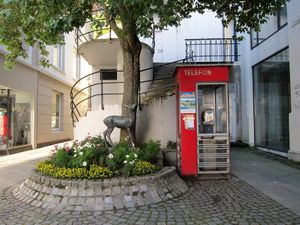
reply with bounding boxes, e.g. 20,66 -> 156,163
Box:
74,105 -> 122,142
91,43 -> 153,108
238,11 -> 289,146
238,36 -> 253,144
287,0 -> 300,161
239,0 -> 300,161
136,96 -> 176,147
239,24 -> 289,145
142,11 -> 224,63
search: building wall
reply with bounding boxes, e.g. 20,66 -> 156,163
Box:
0,31 -> 88,150
90,43 -> 153,108
0,56 -> 38,147
36,74 -> 73,146
136,96 -> 176,147
287,0 -> 300,161
240,18 -> 289,147
141,11 -> 224,63
239,0 -> 300,161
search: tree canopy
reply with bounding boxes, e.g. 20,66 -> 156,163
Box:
0,0 -> 288,142
0,0 -> 288,68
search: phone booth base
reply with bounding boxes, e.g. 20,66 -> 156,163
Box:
176,66 -> 230,176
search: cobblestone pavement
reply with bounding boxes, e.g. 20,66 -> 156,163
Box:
0,177 -> 300,225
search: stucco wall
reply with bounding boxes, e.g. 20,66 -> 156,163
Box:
287,0 -> 300,161
91,43 -> 153,108
136,96 -> 176,147
239,15 -> 289,147
36,73 -> 84,146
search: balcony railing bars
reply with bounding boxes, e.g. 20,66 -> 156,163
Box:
185,38 -> 239,63
70,58 -> 191,127
75,19 -> 113,51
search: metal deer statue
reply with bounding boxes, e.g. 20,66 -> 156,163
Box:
103,104 -> 137,148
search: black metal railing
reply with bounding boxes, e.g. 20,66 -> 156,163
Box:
75,18 -> 113,51
70,59 -> 190,127
185,38 -> 239,63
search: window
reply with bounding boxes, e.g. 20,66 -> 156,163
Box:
253,48 -> 290,151
53,44 -> 65,71
51,91 -> 61,129
251,5 -> 288,48
100,69 -> 117,80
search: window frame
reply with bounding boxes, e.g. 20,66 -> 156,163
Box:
252,47 -> 290,152
53,44 -> 65,71
51,91 -> 62,130
250,5 -> 288,49
100,69 -> 118,80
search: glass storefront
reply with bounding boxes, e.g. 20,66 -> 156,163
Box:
253,48 -> 290,151
0,88 -> 32,152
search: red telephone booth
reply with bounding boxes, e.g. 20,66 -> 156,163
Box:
176,65 -> 230,176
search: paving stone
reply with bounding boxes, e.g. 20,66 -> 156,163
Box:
0,176 -> 299,224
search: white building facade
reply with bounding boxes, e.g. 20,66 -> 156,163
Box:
0,32 -> 89,154
72,4 -> 300,162
239,0 -> 300,161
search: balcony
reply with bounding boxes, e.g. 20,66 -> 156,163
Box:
75,21 -> 120,68
185,38 -> 239,64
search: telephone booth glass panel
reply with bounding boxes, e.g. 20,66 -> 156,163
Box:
197,83 -> 230,174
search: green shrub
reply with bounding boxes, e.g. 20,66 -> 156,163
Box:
109,143 -> 129,168
51,135 -> 109,169
133,160 -> 157,176
36,161 -> 113,179
138,140 -> 160,163
52,148 -> 72,168
122,152 -> 139,176
43,134 -> 161,179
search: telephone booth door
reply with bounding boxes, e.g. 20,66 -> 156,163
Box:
197,83 -> 230,174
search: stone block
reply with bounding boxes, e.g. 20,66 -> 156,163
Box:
70,188 -> 78,197
131,185 -> 139,196
113,197 -> 124,209
95,188 -> 103,196
103,188 -> 112,196
140,185 -> 148,193
112,186 -> 121,195
85,188 -> 95,196
104,196 -> 113,210
78,189 -> 86,197
124,195 -> 135,208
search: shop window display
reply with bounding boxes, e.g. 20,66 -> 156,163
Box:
0,89 -> 32,152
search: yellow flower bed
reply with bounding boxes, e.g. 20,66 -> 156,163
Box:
133,160 -> 157,175
36,161 -> 113,179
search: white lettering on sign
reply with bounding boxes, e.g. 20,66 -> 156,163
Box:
184,69 -> 212,76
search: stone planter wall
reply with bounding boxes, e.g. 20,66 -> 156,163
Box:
13,166 -> 188,211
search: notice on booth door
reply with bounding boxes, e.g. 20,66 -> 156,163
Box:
180,92 -> 196,113
183,114 -> 195,130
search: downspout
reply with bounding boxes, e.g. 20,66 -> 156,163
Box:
233,19 -> 238,62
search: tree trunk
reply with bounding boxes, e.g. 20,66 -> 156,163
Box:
106,10 -> 142,144
119,35 -> 142,143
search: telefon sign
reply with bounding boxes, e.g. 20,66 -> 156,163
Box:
184,69 -> 212,76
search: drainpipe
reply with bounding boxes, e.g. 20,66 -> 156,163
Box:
233,19 -> 238,62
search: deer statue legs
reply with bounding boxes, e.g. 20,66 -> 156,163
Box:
103,126 -> 114,148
